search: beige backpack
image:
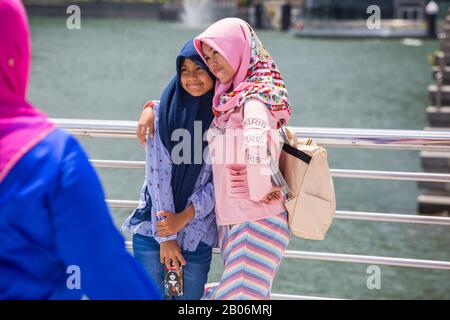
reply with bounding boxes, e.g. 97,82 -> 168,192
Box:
276,127 -> 336,240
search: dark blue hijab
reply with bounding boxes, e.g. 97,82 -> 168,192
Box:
158,40 -> 215,213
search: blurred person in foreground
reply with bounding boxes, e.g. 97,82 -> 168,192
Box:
0,0 -> 160,300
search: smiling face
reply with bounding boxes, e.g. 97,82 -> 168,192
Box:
179,58 -> 214,97
201,42 -> 235,85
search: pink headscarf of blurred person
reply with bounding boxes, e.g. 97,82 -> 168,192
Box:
0,0 -> 55,182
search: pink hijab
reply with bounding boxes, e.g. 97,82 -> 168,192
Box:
194,18 -> 291,127
0,0 -> 54,182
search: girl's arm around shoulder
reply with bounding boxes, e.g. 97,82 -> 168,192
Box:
137,100 -> 160,145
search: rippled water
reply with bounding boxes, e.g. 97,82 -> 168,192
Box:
28,17 -> 450,299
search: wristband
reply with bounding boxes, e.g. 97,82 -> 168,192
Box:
143,101 -> 154,110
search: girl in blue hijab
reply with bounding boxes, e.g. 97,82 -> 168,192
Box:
123,40 -> 218,300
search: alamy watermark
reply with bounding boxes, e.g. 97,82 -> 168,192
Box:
366,265 -> 381,290
66,5 -> 81,30
366,5 -> 382,30
66,265 -> 81,290
166,120 -> 279,177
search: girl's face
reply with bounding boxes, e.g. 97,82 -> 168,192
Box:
201,43 -> 235,85
180,58 -> 214,97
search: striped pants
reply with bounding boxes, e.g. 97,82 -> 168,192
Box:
203,211 -> 290,300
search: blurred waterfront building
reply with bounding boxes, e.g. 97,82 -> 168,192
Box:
303,0 -> 427,20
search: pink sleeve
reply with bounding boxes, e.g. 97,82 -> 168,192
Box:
243,99 -> 273,201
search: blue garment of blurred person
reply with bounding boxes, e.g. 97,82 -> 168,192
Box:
0,0 -> 160,300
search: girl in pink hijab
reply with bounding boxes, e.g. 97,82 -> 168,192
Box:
0,0 -> 160,299
194,18 -> 292,300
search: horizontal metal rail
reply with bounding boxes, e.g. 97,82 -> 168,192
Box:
108,200 -> 450,225
123,241 -> 450,270
205,283 -> 343,300
278,250 -> 450,270
92,159 -> 450,183
290,126 -> 450,151
92,160 -> 145,169
331,169 -> 450,183
334,210 -> 450,225
270,293 -> 342,300
52,118 -> 450,151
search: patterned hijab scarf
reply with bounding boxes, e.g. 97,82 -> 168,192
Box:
194,17 -> 291,128
0,0 -> 54,183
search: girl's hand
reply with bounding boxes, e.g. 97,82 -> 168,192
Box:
260,186 -> 282,204
156,206 -> 195,237
136,106 -> 155,146
159,240 -> 186,270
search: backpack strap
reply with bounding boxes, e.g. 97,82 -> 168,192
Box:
278,122 -> 312,165
282,143 -> 312,164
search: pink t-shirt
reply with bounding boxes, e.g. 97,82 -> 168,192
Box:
207,100 -> 287,225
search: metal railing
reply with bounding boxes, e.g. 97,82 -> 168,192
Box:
53,118 -> 450,151
53,119 -> 450,299
121,240 -> 450,270
90,159 -> 450,183
107,199 -> 450,226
